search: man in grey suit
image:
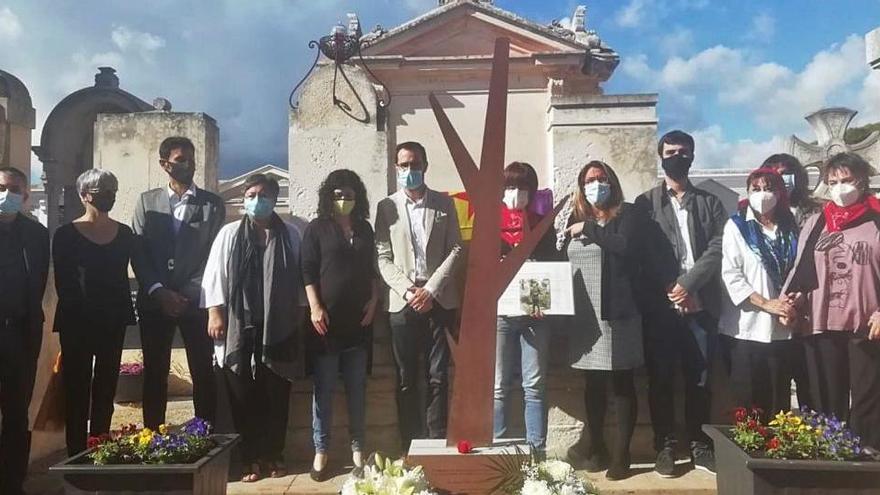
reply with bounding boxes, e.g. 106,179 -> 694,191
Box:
375,141 -> 462,450
131,137 -> 226,429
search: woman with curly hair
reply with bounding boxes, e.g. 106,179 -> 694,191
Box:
301,169 -> 379,480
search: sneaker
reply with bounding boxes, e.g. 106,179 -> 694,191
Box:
691,442 -> 716,475
605,463 -> 631,481
654,446 -> 676,478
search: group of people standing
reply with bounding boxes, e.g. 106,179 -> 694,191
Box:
0,127 -> 879,493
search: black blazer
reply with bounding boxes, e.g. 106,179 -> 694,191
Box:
565,203 -> 677,320
131,186 -> 226,312
6,214 -> 50,350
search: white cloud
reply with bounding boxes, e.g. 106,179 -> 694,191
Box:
615,0 -> 652,28
58,51 -> 125,95
747,13 -> 775,42
659,27 -> 695,56
111,26 -> 165,61
691,125 -> 788,169
0,7 -> 22,41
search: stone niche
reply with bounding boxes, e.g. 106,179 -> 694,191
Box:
0,69 -> 36,177
93,111 -> 220,227
288,63 -> 388,223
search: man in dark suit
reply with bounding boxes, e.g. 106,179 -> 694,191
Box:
131,137 -> 225,429
0,167 -> 49,495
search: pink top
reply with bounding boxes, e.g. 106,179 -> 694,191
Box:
786,213 -> 880,334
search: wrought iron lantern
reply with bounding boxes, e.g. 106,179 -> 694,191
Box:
288,23 -> 390,116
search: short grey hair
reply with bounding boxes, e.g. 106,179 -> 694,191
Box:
76,169 -> 118,194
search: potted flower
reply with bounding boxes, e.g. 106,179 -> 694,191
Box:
704,407 -> 880,495
50,418 -> 239,494
115,362 -> 144,403
341,453 -> 438,495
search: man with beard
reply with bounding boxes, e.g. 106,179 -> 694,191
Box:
634,130 -> 727,477
131,137 -> 226,429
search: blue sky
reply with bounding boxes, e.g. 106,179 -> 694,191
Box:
1,0 -> 878,178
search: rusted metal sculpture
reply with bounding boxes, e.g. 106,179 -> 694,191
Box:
429,38 -> 566,447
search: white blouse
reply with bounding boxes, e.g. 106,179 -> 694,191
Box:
719,212 -> 792,343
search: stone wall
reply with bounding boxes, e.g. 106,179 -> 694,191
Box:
93,111 -> 220,227
868,27 -> 880,70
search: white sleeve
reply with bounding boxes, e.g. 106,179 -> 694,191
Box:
200,223 -> 234,309
721,219 -> 756,306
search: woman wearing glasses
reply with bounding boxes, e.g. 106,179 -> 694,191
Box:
301,169 -> 379,481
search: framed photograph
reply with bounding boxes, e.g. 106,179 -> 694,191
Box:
498,261 -> 574,316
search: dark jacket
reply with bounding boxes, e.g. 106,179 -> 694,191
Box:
634,181 -> 727,318
131,186 -> 226,313
564,202 -> 677,320
8,214 -> 50,350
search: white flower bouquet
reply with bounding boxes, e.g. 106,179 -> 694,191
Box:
341,453 -> 438,495
519,459 -> 598,495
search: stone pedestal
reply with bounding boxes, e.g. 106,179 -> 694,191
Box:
548,94 -> 658,201
407,438 -> 531,495
93,111 -> 220,227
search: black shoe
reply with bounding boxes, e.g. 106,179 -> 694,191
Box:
606,463 -> 631,481
583,448 -> 610,473
691,442 -> 716,475
654,446 -> 676,478
310,465 -> 329,482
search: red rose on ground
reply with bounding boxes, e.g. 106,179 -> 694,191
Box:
457,440 -> 473,454
734,407 -> 747,423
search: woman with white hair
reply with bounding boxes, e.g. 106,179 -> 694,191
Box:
53,168 -> 135,456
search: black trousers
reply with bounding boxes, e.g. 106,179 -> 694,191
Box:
721,336 -> 792,423
803,332 -> 850,421
582,369 -> 637,466
139,307 -> 216,429
0,324 -> 37,495
221,362 -> 291,464
850,337 -> 880,449
389,306 -> 453,449
59,322 -> 126,456
643,308 -> 717,450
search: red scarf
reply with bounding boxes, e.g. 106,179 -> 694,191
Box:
501,207 -> 526,246
823,195 -> 880,232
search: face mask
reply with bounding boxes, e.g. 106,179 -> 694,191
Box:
781,173 -> 796,193
0,190 -> 23,215
89,191 -> 116,213
502,189 -> 529,210
748,191 -> 777,215
334,199 -> 355,216
243,196 -> 275,219
167,160 -> 195,185
828,183 -> 861,207
397,169 -> 424,191
584,181 -> 611,206
661,154 -> 693,180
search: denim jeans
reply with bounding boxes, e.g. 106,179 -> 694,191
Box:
494,316 -> 551,449
311,346 -> 368,454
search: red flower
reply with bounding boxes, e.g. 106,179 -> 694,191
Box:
87,435 -> 109,449
457,440 -> 473,454
734,407 -> 747,423
747,419 -> 757,429
758,426 -> 769,437
767,437 -> 780,450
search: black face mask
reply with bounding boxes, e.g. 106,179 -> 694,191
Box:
90,192 -> 116,213
167,161 -> 195,185
661,154 -> 693,180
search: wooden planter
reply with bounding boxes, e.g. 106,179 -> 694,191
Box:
704,425 -> 880,495
114,373 -> 144,403
49,434 -> 239,494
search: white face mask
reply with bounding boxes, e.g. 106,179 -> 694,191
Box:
748,191 -> 777,215
502,189 -> 529,210
828,183 -> 860,207
584,181 -> 611,206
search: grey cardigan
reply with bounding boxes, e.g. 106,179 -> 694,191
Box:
634,181 -> 727,318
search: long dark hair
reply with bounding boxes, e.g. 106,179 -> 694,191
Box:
760,153 -> 817,210
317,169 -> 370,220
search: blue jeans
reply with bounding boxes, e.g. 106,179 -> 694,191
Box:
494,316 -> 550,449
312,347 -> 367,454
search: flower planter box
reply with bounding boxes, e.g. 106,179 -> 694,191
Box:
114,373 -> 144,403
704,425 -> 880,495
50,433 -> 239,494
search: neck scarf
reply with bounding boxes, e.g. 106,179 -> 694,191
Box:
501,206 -> 526,247
823,195 -> 880,232
731,207 -> 798,292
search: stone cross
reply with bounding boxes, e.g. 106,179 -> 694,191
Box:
787,107 -> 880,170
867,27 -> 880,70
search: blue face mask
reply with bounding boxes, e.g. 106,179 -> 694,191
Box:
397,169 -> 424,191
0,190 -> 24,215
584,181 -> 611,206
243,196 -> 275,220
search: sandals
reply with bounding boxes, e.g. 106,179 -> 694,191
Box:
267,460 -> 287,478
241,463 -> 262,483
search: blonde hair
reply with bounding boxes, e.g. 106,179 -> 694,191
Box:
571,160 -> 624,222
